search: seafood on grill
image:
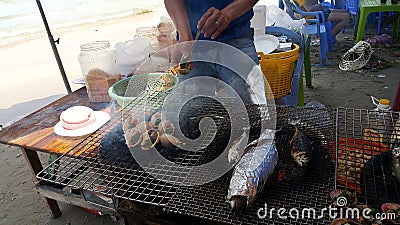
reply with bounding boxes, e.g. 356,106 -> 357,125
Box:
381,203 -> 400,224
167,62 -> 194,76
228,127 -> 250,164
227,129 -> 278,212
158,121 -> 175,135
159,133 -> 183,148
141,130 -> 159,151
124,127 -> 142,148
123,112 -> 181,150
329,189 -> 357,207
391,147 -> 400,184
289,119 -> 312,167
150,112 -> 162,127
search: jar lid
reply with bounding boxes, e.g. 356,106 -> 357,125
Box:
80,41 -> 110,51
379,99 -> 390,105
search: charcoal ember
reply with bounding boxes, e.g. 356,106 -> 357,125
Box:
360,152 -> 400,209
98,124 -> 138,167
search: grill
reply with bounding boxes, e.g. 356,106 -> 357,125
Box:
35,102 -> 400,224
333,108 -> 400,210
165,106 -> 336,225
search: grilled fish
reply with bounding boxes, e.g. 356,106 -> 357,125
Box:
228,127 -> 250,164
227,129 -> 278,212
289,119 -> 312,167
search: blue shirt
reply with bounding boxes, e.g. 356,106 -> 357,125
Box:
184,0 -> 254,42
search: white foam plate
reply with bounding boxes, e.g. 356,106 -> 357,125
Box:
54,111 -> 110,137
254,34 -> 279,54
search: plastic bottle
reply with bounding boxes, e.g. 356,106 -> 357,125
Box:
364,96 -> 392,143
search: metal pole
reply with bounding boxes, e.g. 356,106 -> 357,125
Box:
36,0 -> 72,93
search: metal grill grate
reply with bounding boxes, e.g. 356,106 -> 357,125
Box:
37,102 -> 341,224
334,107 -> 400,210
164,106 -> 336,225
37,92 -> 269,207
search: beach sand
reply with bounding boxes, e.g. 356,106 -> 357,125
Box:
0,7 -> 167,225
0,7 -> 400,225
0,6 -> 168,120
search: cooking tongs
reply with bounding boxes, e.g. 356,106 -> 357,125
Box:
181,30 -> 201,63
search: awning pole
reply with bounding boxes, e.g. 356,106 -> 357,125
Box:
36,0 -> 72,93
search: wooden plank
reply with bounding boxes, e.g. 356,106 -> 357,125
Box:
0,88 -> 110,155
37,185 -> 117,215
21,148 -> 62,218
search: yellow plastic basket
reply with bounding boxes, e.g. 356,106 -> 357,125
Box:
257,43 -> 299,99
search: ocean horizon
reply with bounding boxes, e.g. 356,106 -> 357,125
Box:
0,0 -> 279,48
0,0 -> 163,48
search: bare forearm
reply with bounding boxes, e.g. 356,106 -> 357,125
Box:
164,0 -> 192,40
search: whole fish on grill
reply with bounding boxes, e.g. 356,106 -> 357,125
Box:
228,127 -> 250,164
289,119 -> 312,167
227,129 -> 278,212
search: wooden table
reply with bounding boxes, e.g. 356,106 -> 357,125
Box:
355,0 -> 400,42
0,88 -> 113,218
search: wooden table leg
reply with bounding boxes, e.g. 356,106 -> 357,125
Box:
20,148 -> 62,218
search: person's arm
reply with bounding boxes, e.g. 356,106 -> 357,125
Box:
198,0 -> 258,39
164,0 -> 193,42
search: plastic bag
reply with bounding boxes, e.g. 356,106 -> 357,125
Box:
115,37 -> 151,77
266,5 -> 307,38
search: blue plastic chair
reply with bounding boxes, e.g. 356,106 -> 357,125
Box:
265,26 -> 305,106
345,0 -> 359,35
284,0 -> 333,65
378,12 -> 395,34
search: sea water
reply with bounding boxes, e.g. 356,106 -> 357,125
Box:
0,0 -> 162,48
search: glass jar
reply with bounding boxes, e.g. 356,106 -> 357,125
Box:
78,41 -> 121,102
135,27 -> 159,54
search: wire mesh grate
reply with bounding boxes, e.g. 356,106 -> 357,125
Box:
37,92 -> 269,207
333,107 -> 400,210
37,102 -> 348,224
164,106 -> 336,225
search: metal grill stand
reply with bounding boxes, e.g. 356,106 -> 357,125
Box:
37,104 -> 340,224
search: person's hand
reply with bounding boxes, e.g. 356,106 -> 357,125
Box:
197,7 -> 231,40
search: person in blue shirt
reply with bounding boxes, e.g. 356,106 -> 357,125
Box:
164,0 -> 266,104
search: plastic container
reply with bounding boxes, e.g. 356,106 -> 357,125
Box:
251,5 -> 267,36
364,96 -> 392,143
78,40 -> 121,102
